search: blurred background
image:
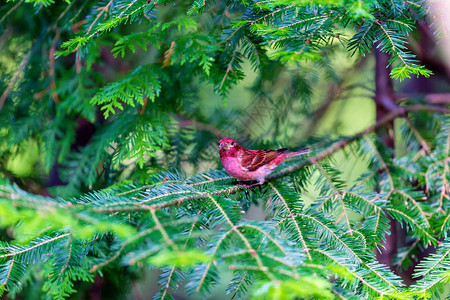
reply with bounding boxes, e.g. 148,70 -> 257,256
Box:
0,0 -> 449,299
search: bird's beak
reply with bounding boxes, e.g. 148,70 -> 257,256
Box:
219,142 -> 227,150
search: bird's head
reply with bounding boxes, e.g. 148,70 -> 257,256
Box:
219,138 -> 240,157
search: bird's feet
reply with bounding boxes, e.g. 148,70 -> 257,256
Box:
236,181 -> 265,188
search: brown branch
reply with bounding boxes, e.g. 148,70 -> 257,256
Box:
139,95 -> 148,114
89,104 -> 449,213
93,186 -> 242,213
395,93 -> 450,105
425,93 -> 450,104
0,50 -> 32,110
85,0 -> 114,36
0,1 -> 21,24
218,45 -> 239,91
0,28 -> 13,51
302,58 -> 369,137
3,104 -> 447,214
271,104 -> 450,181
175,115 -> 227,138
405,117 -> 431,154
49,29 -> 61,103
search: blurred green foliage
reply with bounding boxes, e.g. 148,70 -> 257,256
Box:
0,0 -> 449,299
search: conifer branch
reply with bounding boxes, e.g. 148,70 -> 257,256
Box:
31,104 -> 445,215
438,132 -> 450,209
126,246 -> 162,265
240,224 -> 287,255
441,215 -> 450,234
277,16 -> 327,30
268,182 -> 311,260
160,266 -> 176,299
150,208 -> 178,250
344,191 -> 380,212
195,230 -> 232,292
206,195 -> 275,280
251,5 -> 295,24
0,2 -> 21,24
416,246 -> 450,278
1,257 -> 14,287
296,213 -> 400,289
85,0 -> 114,36
405,118 -> 431,154
412,240 -> 450,295
0,50 -> 32,110
90,225 -> 158,272
315,164 -> 352,233
218,45 -> 239,92
363,136 -> 394,189
418,276 -> 447,294
58,237 -> 72,277
2,1 -> 449,298
394,189 -> 431,225
398,238 -> 419,267
313,248 -> 388,296
385,208 -> 436,244
0,233 -> 71,259
374,210 -> 382,235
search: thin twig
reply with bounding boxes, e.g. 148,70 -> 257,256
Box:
0,50 -> 32,110
4,105 -> 449,213
405,117 -> 431,154
175,116 -> 227,138
0,1 -> 21,24
218,45 -> 239,91
0,233 -> 71,258
49,29 -> 61,103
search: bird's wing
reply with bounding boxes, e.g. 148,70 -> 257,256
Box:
240,148 -> 288,172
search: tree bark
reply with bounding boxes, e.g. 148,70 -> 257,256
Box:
372,46 -> 407,279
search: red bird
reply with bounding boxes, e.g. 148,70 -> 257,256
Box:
219,138 -> 310,188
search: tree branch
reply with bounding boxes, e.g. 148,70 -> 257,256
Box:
88,104 -> 450,213
0,50 -> 32,110
269,104 -> 450,181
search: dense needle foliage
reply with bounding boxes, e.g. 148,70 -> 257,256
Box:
0,0 -> 449,299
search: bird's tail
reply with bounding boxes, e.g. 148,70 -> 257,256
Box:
287,148 -> 311,158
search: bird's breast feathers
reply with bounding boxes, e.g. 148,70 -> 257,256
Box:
220,155 -> 276,182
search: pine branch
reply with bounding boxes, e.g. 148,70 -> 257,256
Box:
296,212 -> 403,289
268,182 -> 311,260
15,104 -> 442,215
85,0 -> 114,37
313,249 -> 390,297
385,208 -> 436,245
90,225 -> 157,272
412,239 -> 450,297
2,2 -> 448,299
0,50 -> 32,110
0,2 -> 21,24
218,45 -> 240,92
205,194 -> 275,280
394,189 -> 431,227
363,136 -> 394,190
154,212 -> 202,299
315,164 -> 352,233
0,233 -> 71,259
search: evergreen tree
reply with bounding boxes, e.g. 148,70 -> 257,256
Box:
0,0 -> 449,299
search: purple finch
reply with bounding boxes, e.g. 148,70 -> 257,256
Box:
219,138 -> 310,188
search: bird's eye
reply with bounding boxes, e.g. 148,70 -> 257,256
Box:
230,141 -> 235,146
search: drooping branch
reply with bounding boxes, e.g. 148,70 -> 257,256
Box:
269,104 -> 450,181
90,104 -> 450,213
1,105 -> 448,214
0,50 -> 32,110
